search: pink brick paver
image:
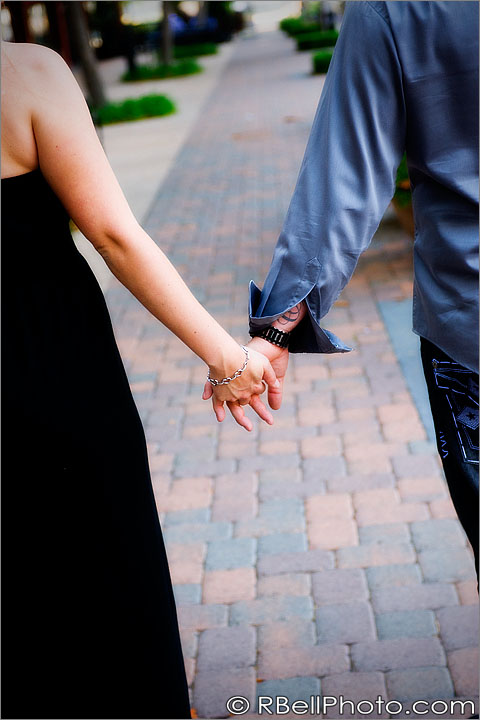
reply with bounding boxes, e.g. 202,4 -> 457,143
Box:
105,28 -> 478,720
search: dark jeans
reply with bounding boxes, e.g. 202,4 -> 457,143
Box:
421,338 -> 479,577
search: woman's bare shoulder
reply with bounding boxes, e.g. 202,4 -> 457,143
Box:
5,41 -> 67,71
4,42 -> 79,100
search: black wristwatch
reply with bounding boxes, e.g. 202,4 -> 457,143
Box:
249,325 -> 291,349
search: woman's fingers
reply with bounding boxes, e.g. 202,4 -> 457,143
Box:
249,394 -> 274,425
203,381 -> 213,400
227,401 -> 253,432
212,395 -> 226,423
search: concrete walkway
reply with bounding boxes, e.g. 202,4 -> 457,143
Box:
101,29 -> 477,720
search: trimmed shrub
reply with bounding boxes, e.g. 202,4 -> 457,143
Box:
95,94 -> 176,125
121,59 -> 202,82
297,29 -> 339,51
173,42 -> 218,59
312,48 -> 334,74
279,17 -> 322,36
394,153 -> 412,207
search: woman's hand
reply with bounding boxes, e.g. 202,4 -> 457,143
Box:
202,346 -> 279,431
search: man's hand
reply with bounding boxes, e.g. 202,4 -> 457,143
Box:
247,336 -> 289,410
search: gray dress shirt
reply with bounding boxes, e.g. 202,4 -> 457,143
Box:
249,1 -> 479,373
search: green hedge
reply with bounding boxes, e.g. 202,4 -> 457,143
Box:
394,153 -> 412,207
121,59 -> 202,82
297,29 -> 339,51
312,48 -> 334,74
173,42 -> 218,59
279,17 -> 322,36
95,93 -> 176,125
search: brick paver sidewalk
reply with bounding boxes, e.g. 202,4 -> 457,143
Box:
105,30 -> 479,719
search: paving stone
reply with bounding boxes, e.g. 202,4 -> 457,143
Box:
312,569 -> 368,605
392,454 -> 440,478
306,493 -> 353,519
397,475 -> 446,502
418,547 -> 476,582
258,645 -> 349,681
258,533 -> 307,556
258,549 -> 334,575
429,496 -> 458,519
356,501 -> 430,526
173,583 -> 202,606
410,518 -> 466,551
303,456 -> 347,480
259,498 -> 305,522
155,476 -> 213,512
165,508 -> 211,526
337,543 -> 415,569
193,668 -> 256,719
257,572 -> 311,597
408,440 -> 438,455
230,596 -> 314,626
321,672 -> 388,719
358,523 -> 410,545
259,478 -> 327,501
436,605 -> 480,650
238,454 -> 300,473
164,521 -> 232,544
197,626 -> 256,670
375,610 -> 437,639
174,458 -> 236,478
456,580 -> 479,605
258,619 -> 316,650
206,538 -> 256,570
372,583 -> 458,613
447,647 -> 479,696
179,629 -> 198,659
211,493 -> 257,522
385,666 -> 454,701
327,473 -> 395,493
177,604 -> 228,631
351,637 -> 446,672
316,602 -> 376,644
256,677 -> 321,708
308,517 -> 359,550
366,564 -> 422,589
203,568 -> 256,604
301,435 -> 342,458
258,468 -> 303,484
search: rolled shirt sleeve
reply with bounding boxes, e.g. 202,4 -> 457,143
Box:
249,1 -> 406,353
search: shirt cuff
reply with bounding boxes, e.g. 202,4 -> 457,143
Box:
248,280 -> 353,355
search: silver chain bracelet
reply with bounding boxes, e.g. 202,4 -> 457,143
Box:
207,345 -> 249,386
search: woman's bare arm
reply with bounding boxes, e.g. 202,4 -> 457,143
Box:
23,45 -> 277,430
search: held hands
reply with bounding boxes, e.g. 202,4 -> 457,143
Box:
202,345 -> 280,431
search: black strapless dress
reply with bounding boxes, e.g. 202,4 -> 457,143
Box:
2,170 -> 191,720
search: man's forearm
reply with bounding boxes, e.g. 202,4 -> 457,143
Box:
271,301 -> 307,332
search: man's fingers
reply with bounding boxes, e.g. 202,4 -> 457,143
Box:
262,358 -> 280,390
249,394 -> 274,425
212,396 -> 226,423
268,377 -> 284,411
227,401 -> 253,432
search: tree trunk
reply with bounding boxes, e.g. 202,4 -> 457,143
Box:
197,1 -> 208,27
65,1 -> 106,108
4,1 -> 32,43
45,2 -> 72,65
160,1 -> 173,67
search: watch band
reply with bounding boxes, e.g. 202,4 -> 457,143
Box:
249,325 -> 291,348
